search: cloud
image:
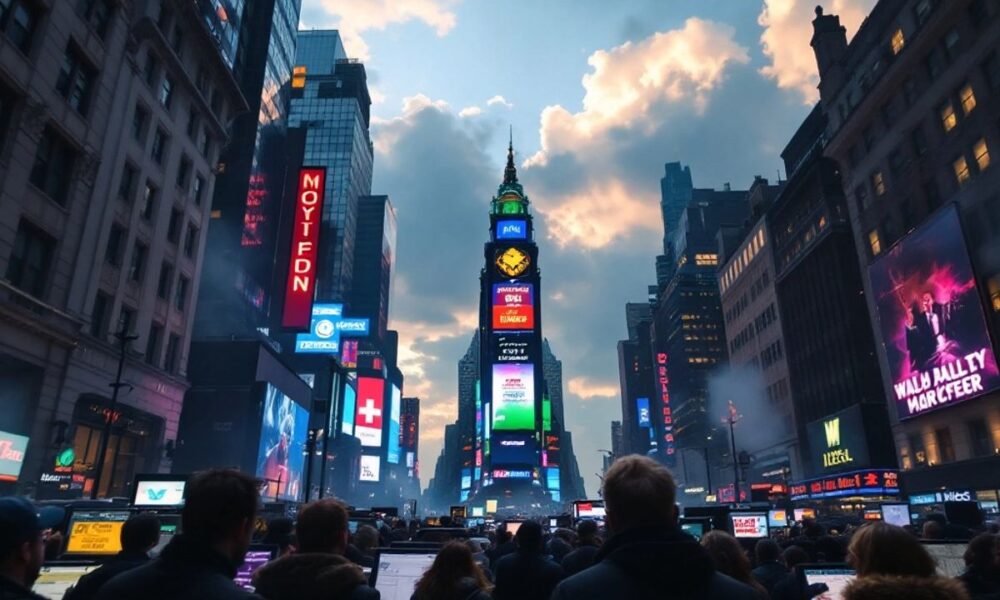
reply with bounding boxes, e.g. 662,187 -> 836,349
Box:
567,377 -> 619,400
486,95 -> 513,108
301,0 -> 461,61
458,106 -> 482,118
758,0 -> 877,103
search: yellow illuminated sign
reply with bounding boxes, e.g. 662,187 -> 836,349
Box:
495,247 -> 530,278
824,418 -> 840,448
66,521 -> 124,555
821,417 -> 853,468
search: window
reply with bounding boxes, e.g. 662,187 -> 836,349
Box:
118,162 -> 138,203
943,29 -> 960,62
862,126 -> 875,151
117,305 -> 135,336
186,110 -> 198,138
145,324 -> 162,366
889,150 -> 906,176
143,53 -> 159,87
5,220 -> 53,297
923,179 -> 942,210
909,434 -> 927,466
935,427 -> 955,463
90,292 -> 109,338
855,184 -> 869,212
0,82 -> 15,149
192,175 -> 205,205
157,262 -> 172,299
968,421 -> 993,457
170,26 -> 183,57
198,129 -> 211,158
183,225 -> 197,258
984,51 -> 1000,92
914,0 -> 932,25
176,156 -> 191,188
128,242 -> 147,282
891,28 -> 905,55
0,0 -> 41,53
151,128 -> 167,164
56,44 -> 96,115
174,276 -> 189,311
868,229 -> 882,256
140,182 -> 156,220
164,333 -> 180,373
131,104 -> 148,143
958,84 -> 977,116
167,208 -> 182,243
954,156 -> 971,186
76,0 -> 114,38
911,126 -> 928,157
105,223 -> 124,265
940,101 -> 957,132
903,77 -> 918,107
30,127 -> 77,205
872,171 -> 886,196
974,139 -> 990,171
159,75 -> 174,109
925,47 -> 945,80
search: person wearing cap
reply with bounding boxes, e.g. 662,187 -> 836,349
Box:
65,513 -> 162,600
0,497 -> 63,600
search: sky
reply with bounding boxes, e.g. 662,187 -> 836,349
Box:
299,0 -> 876,497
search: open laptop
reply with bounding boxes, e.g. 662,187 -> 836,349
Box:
234,544 -> 278,591
63,509 -> 131,557
921,540 -> 968,578
796,564 -> 855,600
33,562 -> 101,599
370,548 -> 438,600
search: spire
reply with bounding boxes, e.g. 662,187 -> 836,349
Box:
503,126 -> 518,185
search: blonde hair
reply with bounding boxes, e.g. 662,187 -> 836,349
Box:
601,455 -> 676,530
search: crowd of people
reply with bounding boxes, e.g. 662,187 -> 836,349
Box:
1,457 -> 999,599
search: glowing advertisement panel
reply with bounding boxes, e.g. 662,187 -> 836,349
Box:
0,430 -> 28,482
868,206 -> 1000,420
359,454 -> 380,482
636,397 -> 651,427
546,467 -> 560,491
387,385 -> 402,464
341,382 -> 356,436
492,433 -> 539,465
282,168 -> 326,329
492,284 -> 535,330
496,220 -> 527,240
354,377 -> 385,447
256,385 -> 308,500
492,363 -> 535,431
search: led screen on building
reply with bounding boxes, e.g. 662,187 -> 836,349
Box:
341,381 -> 356,436
492,363 -> 535,430
354,377 -> 385,447
492,284 -> 535,330
359,455 -> 381,482
256,385 -> 309,500
636,397 -> 651,427
493,334 -> 530,363
0,430 -> 28,482
282,168 -> 326,329
496,220 -> 527,240
387,385 -> 401,464
492,432 -> 538,465
868,206 -> 1000,420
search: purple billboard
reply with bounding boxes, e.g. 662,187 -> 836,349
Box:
868,206 -> 1000,420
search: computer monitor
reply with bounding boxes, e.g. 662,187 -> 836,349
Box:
131,474 -> 187,508
370,549 -> 438,600
680,520 -> 705,541
64,510 -> 131,556
797,564 -> 855,600
730,513 -> 769,539
768,509 -> 788,528
922,541 -> 968,578
505,521 -> 524,537
573,500 -> 606,520
548,518 -> 558,529
234,544 -> 277,591
793,508 -> 816,522
149,515 -> 180,558
33,562 -> 100,599
880,503 -> 911,528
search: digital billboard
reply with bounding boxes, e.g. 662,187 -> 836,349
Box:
492,284 -> 535,330
806,405 -> 871,474
636,397 -> 651,427
492,363 -> 535,430
354,377 -> 385,447
256,385 -> 308,500
492,433 -> 539,465
788,469 -> 900,500
282,168 -> 326,329
340,339 -> 359,369
341,381 -> 356,436
493,334 -> 530,363
496,220 -> 527,240
868,206 -> 1000,420
461,468 -> 472,490
359,455 -> 380,482
0,430 -> 28,482
546,467 -> 560,490
387,384 -> 401,464
295,305 -> 369,354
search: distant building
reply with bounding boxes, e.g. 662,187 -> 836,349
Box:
610,421 -> 623,467
401,396 -> 420,496
656,162 -> 694,287
351,195 -> 397,342
616,303 -> 655,457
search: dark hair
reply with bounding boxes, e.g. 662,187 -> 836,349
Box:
964,533 -> 998,571
262,517 -> 295,552
296,499 -> 349,553
413,541 -> 490,600
601,455 -> 676,530
354,524 -> 379,554
577,519 -> 598,541
702,531 -> 765,595
122,514 -> 161,554
783,545 -> 809,569
439,516 -> 453,527
755,538 -> 782,563
515,521 -> 543,552
848,522 -> 936,578
181,469 -> 259,543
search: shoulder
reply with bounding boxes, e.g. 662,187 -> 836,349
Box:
705,572 -> 763,600
843,575 -> 970,600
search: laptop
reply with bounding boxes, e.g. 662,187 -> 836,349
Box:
33,562 -> 101,599
370,548 -> 438,600
63,509 -> 131,556
234,544 -> 278,591
921,540 -> 968,578
796,564 -> 855,600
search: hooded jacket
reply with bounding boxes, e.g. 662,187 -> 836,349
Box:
844,575 -> 971,600
253,553 -> 379,600
550,527 -> 759,600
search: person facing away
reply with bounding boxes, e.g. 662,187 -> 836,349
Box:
411,541 -> 492,600
96,469 -> 263,600
700,531 -> 768,599
769,545 -> 812,600
0,497 -> 63,600
560,520 -> 602,577
253,499 -> 378,600
750,538 -> 788,597
842,522 -> 970,600
66,513 -> 161,600
491,521 -> 563,600
957,533 -> 1000,600
353,525 -> 380,565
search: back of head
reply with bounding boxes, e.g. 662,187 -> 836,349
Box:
515,521 -> 544,553
783,545 -> 809,569
253,552 -> 366,600
755,538 -> 781,564
701,530 -> 753,584
122,513 -> 161,554
414,541 -> 487,599
849,522 -> 935,578
964,533 -> 998,570
296,499 -> 348,554
601,455 -> 676,532
354,524 -> 379,553
923,520 -> 945,540
262,517 -> 295,553
182,469 -> 259,544
576,519 -> 598,544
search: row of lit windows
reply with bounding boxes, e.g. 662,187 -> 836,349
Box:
720,227 -> 766,293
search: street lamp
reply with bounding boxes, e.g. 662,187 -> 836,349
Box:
722,400 -> 742,504
91,326 -> 138,499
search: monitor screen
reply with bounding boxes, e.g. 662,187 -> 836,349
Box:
33,564 -> 100,599
923,543 -> 967,578
133,479 -> 186,507
373,551 -> 437,600
768,509 -> 788,528
256,384 -> 309,501
64,511 -> 130,555
574,500 -> 606,520
506,521 -> 523,537
680,521 -> 704,540
793,508 -> 816,522
730,513 -> 769,539
234,546 -> 276,591
881,504 -> 911,527
549,518 -> 558,529
801,567 -> 855,600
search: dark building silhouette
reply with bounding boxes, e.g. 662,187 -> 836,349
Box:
617,303 -> 655,457
351,195 -> 397,342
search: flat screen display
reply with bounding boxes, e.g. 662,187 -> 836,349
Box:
801,567 -> 855,600
0,429 -> 28,482
794,508 -> 816,522
868,206 -> 1000,420
133,479 -> 186,507
360,454 -> 381,482
373,552 -> 437,600
731,513 -> 769,539
492,284 -> 535,330
33,565 -> 100,599
234,546 -> 276,591
341,382 -> 356,436
150,522 -> 178,558
923,543 -> 967,578
387,384 -> 402,464
681,521 -> 704,540
768,509 -> 788,528
65,511 -> 130,555
355,377 -> 385,447
492,432 -> 538,465
506,521 -> 523,536
255,384 -> 308,501
492,363 -> 535,430
573,501 -> 606,520
496,220 -> 527,240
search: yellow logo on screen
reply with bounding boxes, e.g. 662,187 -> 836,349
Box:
496,247 -> 530,278
66,521 -> 124,554
824,418 -> 841,448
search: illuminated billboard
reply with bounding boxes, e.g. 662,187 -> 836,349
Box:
354,377 -> 385,447
492,433 -> 538,465
636,397 -> 651,427
387,385 -> 401,464
295,305 -> 369,354
493,334 -> 530,363
868,206 -> 1000,420
491,468 -> 532,480
282,168 -> 326,329
492,363 -> 535,430
341,381 -> 356,436
340,339 -> 359,369
655,353 -> 676,462
256,385 -> 308,500
496,220 -> 527,240
461,468 -> 472,490
546,467 -> 560,490
0,430 -> 28,482
492,284 -> 534,330
359,455 -> 380,482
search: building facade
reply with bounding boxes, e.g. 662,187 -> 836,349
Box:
351,195 -> 397,343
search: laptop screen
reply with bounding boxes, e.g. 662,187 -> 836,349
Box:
373,552 -> 437,600
234,545 -> 277,591
64,510 -> 131,555
801,567 -> 855,600
33,564 -> 100,599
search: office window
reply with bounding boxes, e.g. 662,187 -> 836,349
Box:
117,162 -> 138,203
959,83 -> 977,115
855,185 -> 869,212
117,305 -> 135,336
911,126 -> 928,157
891,28 -> 905,55
128,242 -> 147,282
925,47 -> 945,80
5,220 -> 53,297
198,129 -> 211,158
935,427 -> 955,463
186,110 -> 198,138
131,104 -> 148,143
167,208 -> 182,243
90,292 -> 109,338
145,324 -> 162,366
954,156 -> 971,186
104,223 -> 124,265
0,0 -> 41,53
157,262 -> 172,299
943,29 -> 960,62
909,434 -> 927,466
984,51 -> 1000,92
889,150 -> 905,176
183,225 -> 197,258
974,139 -> 990,171
174,276 -> 188,311
164,333 -> 180,373
192,175 -> 205,205
76,0 -> 114,38
176,155 -> 191,188
151,128 -> 167,164
30,127 -> 77,205
56,44 -> 96,115
940,101 -> 957,132
143,53 -> 159,87
872,171 -> 886,196
159,75 -> 174,109
914,0 -> 933,24
968,421 -> 993,457
868,229 -> 882,256
140,182 -> 156,220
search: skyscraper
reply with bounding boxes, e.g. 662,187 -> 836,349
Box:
656,162 -> 695,286
351,195 -> 397,343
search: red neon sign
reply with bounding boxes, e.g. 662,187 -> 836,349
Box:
282,168 -> 326,328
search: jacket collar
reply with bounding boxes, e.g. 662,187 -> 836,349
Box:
159,534 -> 240,578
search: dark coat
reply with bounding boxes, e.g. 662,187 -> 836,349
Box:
253,553 -> 379,600
751,560 -> 789,596
64,552 -> 150,600
411,577 -> 491,600
549,527 -> 760,600
958,566 -> 1000,599
492,550 -> 563,600
560,545 -> 600,577
0,575 -> 46,600
95,535 -> 263,600
844,575 -> 970,600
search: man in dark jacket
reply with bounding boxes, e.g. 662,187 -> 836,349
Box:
493,521 -> 564,600
293,499 -> 379,599
96,469 -> 263,600
253,553 -> 373,600
561,520 -> 601,576
0,497 -> 63,600
550,455 -> 759,600
750,538 -> 787,597
66,513 -> 161,600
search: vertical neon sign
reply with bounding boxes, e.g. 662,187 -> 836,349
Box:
656,353 -> 675,459
282,168 -> 326,328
